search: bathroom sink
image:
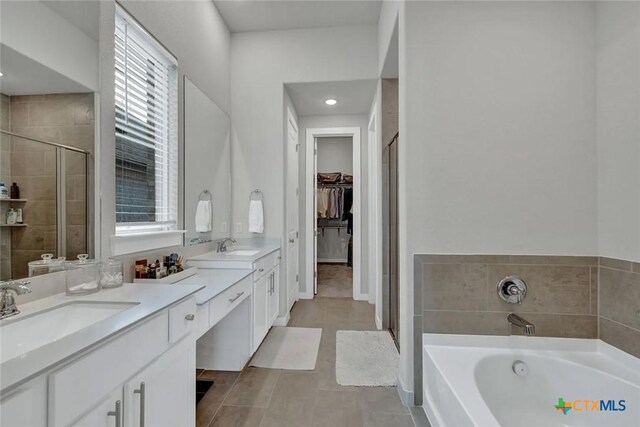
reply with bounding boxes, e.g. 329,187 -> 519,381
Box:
226,250 -> 261,256
0,301 -> 138,361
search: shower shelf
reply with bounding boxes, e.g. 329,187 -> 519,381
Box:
0,224 -> 28,227
0,199 -> 27,202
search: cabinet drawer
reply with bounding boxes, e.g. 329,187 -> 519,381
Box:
49,311 -> 169,427
271,250 -> 281,268
209,276 -> 252,327
253,256 -> 269,281
169,297 -> 197,344
252,251 -> 281,281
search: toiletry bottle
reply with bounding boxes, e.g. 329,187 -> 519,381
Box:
10,183 -> 19,199
0,182 -> 8,199
16,208 -> 23,224
6,208 -> 17,225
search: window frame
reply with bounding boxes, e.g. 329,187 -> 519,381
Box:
112,5 -> 184,254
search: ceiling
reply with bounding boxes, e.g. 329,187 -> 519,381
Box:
286,79 -> 377,116
214,0 -> 382,33
0,44 -> 90,96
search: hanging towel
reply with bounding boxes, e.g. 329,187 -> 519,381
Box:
195,200 -> 212,232
249,199 -> 264,233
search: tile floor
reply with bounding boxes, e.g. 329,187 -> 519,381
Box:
196,297 -> 425,427
316,263 -> 352,298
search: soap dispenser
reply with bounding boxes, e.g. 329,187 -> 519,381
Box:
0,182 -> 8,199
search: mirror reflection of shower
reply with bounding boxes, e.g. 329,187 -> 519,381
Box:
0,93 -> 93,281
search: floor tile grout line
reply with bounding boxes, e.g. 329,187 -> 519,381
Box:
204,371 -> 244,427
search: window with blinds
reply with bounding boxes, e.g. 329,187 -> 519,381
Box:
115,6 -> 178,233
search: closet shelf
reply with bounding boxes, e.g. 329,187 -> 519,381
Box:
317,183 -> 352,188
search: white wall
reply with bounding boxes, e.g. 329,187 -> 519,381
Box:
398,0 -> 598,398
231,26 -> 377,309
231,25 -> 376,238
317,137 -> 353,174
0,0 -> 98,91
298,114 -> 370,297
596,2 -> 640,262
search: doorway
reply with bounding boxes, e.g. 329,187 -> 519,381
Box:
315,136 -> 353,298
305,127 -> 362,300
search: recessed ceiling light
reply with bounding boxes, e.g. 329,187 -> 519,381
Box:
325,98 -> 337,106
0,72 -> 3,77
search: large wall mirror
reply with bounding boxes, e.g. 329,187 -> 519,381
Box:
0,1 -> 98,280
183,77 -> 231,245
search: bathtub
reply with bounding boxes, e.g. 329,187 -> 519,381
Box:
422,334 -> 640,427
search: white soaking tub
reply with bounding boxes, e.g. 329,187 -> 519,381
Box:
422,334 -> 640,427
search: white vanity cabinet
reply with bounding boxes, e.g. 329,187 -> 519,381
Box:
252,250 -> 280,352
72,387 -> 123,427
124,340 -> 195,427
0,295 -> 198,427
0,377 -> 47,427
267,266 -> 280,326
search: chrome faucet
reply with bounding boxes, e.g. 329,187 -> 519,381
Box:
0,280 -> 31,320
507,313 -> 535,336
216,238 -> 237,253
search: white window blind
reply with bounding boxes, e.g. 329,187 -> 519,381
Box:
115,6 -> 178,234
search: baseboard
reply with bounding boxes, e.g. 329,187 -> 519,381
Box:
375,314 -> 383,330
353,292 -> 368,301
299,291 -> 314,300
396,373 -> 415,407
273,311 -> 290,327
317,258 -> 349,263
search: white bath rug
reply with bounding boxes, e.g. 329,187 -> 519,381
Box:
336,330 -> 399,386
249,327 -> 322,370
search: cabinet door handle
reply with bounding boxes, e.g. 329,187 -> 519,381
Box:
133,382 -> 146,427
107,400 -> 122,427
185,314 -> 195,321
229,291 -> 245,303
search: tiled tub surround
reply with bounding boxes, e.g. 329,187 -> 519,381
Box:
413,254 -> 599,406
599,257 -> 640,360
415,255 -> 599,339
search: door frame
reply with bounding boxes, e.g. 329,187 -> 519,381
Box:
303,127 -> 363,300
285,107 -> 299,312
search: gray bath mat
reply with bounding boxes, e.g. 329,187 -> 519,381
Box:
336,330 -> 399,386
250,327 -> 322,370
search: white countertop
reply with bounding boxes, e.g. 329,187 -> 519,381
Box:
0,283 -> 203,393
174,269 -> 255,305
187,243 -> 280,263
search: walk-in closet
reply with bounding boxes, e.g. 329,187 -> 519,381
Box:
315,136 -> 353,298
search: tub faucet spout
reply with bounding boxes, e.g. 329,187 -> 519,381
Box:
507,313 -> 535,336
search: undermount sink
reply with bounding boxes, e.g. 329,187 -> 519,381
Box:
226,250 -> 261,256
0,301 -> 138,361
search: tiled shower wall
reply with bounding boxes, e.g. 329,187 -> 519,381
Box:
8,93 -> 93,278
1,94 -> 12,280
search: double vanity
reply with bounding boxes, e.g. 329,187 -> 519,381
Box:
0,242 -> 283,427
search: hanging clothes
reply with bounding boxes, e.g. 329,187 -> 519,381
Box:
342,188 -> 353,234
317,188 -> 330,219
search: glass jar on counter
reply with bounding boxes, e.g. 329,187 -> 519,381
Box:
100,258 -> 123,289
65,254 -> 101,295
28,253 -> 66,277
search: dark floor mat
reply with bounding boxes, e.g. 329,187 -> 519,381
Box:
196,379 -> 214,404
